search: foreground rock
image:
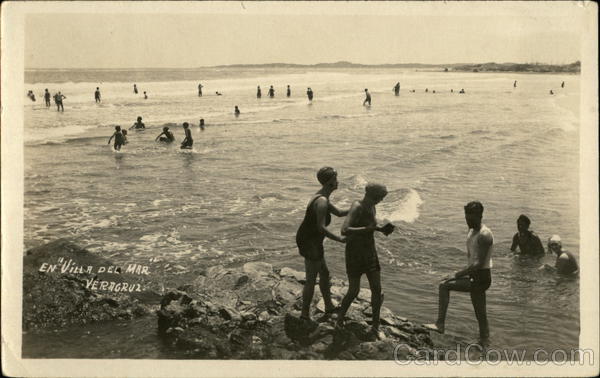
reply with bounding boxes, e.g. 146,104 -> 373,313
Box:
157,262 -> 435,359
23,239 -> 155,330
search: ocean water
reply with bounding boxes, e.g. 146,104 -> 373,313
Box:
23,68 -> 580,358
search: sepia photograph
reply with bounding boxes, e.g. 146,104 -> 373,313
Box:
1,1 -> 598,376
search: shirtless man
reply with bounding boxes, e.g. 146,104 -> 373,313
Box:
393,82 -> 400,96
543,235 -> 579,275
307,87 -> 314,101
44,89 -> 51,107
363,89 -> 371,106
268,85 -> 275,98
95,87 -> 101,103
296,167 -> 349,322
257,86 -> 262,99
180,122 -> 193,149
155,127 -> 175,143
510,214 -> 544,256
107,126 -> 125,151
336,183 -> 395,339
130,116 -> 145,130
426,201 -> 493,344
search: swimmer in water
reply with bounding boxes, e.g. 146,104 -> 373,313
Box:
108,126 -> 125,151
54,92 -> 66,112
296,167 -> 349,323
542,235 -> 578,275
307,87 -> 314,101
134,84 -> 138,94
363,89 -> 371,106
199,119 -> 205,131
155,126 -> 175,143
122,129 -> 128,145
234,106 -> 240,117
94,87 -> 101,103
215,91 -> 222,96
257,86 -> 262,98
198,83 -> 203,97
130,116 -> 145,130
144,91 -> 148,99
425,201 -> 493,345
459,89 -> 465,94
287,85 -> 291,97
268,85 -> 275,98
513,80 -> 517,88
561,81 -> 565,88
180,122 -> 193,149
510,214 -> 544,256
550,90 -> 554,95
393,82 -> 400,96
44,89 -> 51,107
336,183 -> 395,340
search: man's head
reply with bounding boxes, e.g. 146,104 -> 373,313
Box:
548,235 -> 562,254
163,126 -> 169,132
317,167 -> 338,190
115,126 -> 121,131
183,122 -> 189,129
96,87 -> 99,90
137,116 -> 142,121
365,183 -> 388,204
517,214 -> 531,233
464,201 -> 484,229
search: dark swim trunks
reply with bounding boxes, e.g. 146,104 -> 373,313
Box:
469,269 -> 491,292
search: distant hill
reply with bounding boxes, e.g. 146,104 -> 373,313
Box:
450,61 -> 580,73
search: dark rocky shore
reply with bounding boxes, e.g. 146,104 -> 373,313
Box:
24,239 -> 437,360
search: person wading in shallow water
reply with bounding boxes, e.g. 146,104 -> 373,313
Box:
335,183 -> 395,340
510,214 -> 544,256
425,201 -> 493,346
296,167 -> 349,323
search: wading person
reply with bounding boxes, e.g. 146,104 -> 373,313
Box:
336,183 -> 395,340
296,167 -> 348,322
180,122 -> 193,149
107,126 -> 125,151
510,214 -> 544,256
426,201 -> 493,344
542,235 -> 579,275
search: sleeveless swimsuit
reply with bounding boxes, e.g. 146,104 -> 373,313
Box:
296,195 -> 331,261
345,203 -> 380,276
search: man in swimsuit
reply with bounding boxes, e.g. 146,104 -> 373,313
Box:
393,82 -> 400,96
55,92 -> 66,112
44,89 -> 51,107
130,116 -> 145,130
180,122 -> 193,149
542,235 -> 579,275
108,126 -> 125,151
134,84 -> 138,94
307,88 -> 313,101
510,214 -> 544,256
336,183 -> 395,339
199,119 -> 205,131
287,85 -> 291,97
144,91 -> 148,99
155,126 -> 175,143
296,167 -> 348,322
234,106 -> 240,117
363,89 -> 371,106
268,85 -> 275,98
95,87 -> 101,103
198,83 -> 203,97
426,201 -> 493,344
257,86 -> 262,98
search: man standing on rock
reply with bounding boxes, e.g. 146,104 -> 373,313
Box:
335,183 -> 394,340
296,167 -> 348,322
425,201 -> 493,345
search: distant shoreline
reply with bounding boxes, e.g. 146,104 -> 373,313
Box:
25,61 -> 581,74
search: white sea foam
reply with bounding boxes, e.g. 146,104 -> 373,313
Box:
380,189 -> 424,223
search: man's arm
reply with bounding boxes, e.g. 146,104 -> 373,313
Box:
314,197 -> 344,243
455,231 -> 493,278
510,233 -> 518,252
329,202 -> 349,217
108,134 -> 114,144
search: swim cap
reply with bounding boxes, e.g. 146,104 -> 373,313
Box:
548,235 -> 562,247
163,127 -> 169,131
365,183 -> 388,198
464,201 -> 484,214
317,167 -> 337,185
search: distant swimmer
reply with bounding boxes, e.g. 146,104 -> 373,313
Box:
54,92 -> 66,112
287,85 -> 291,97
363,89 -> 371,106
393,82 -> 400,96
425,201 -> 493,344
268,85 -> 275,98
561,81 -> 565,88
513,80 -> 517,88
144,91 -> 148,99
198,83 -> 203,97
108,126 -> 125,151
215,91 -> 222,96
542,235 -> 578,275
451,89 -> 454,93
550,90 -> 554,95
134,84 -> 138,94
336,183 -> 395,340
180,122 -> 193,149
234,106 -> 240,117
130,116 -> 145,130
199,119 -> 205,131
122,129 -> 129,145
459,89 -> 465,94
27,90 -> 36,102
296,167 -> 348,323
307,87 -> 314,101
155,126 -> 175,143
94,87 -> 101,103
44,89 -> 51,107
425,88 -> 429,93
432,90 -> 436,93
257,86 -> 262,98
510,214 -> 544,256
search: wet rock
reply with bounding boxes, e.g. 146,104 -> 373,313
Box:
219,307 -> 242,322
279,267 -> 305,282
258,311 -> 270,322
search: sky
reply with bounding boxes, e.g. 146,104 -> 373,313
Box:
23,2 -> 586,69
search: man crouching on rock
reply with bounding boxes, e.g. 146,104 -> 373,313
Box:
336,183 -> 395,340
296,167 -> 348,322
